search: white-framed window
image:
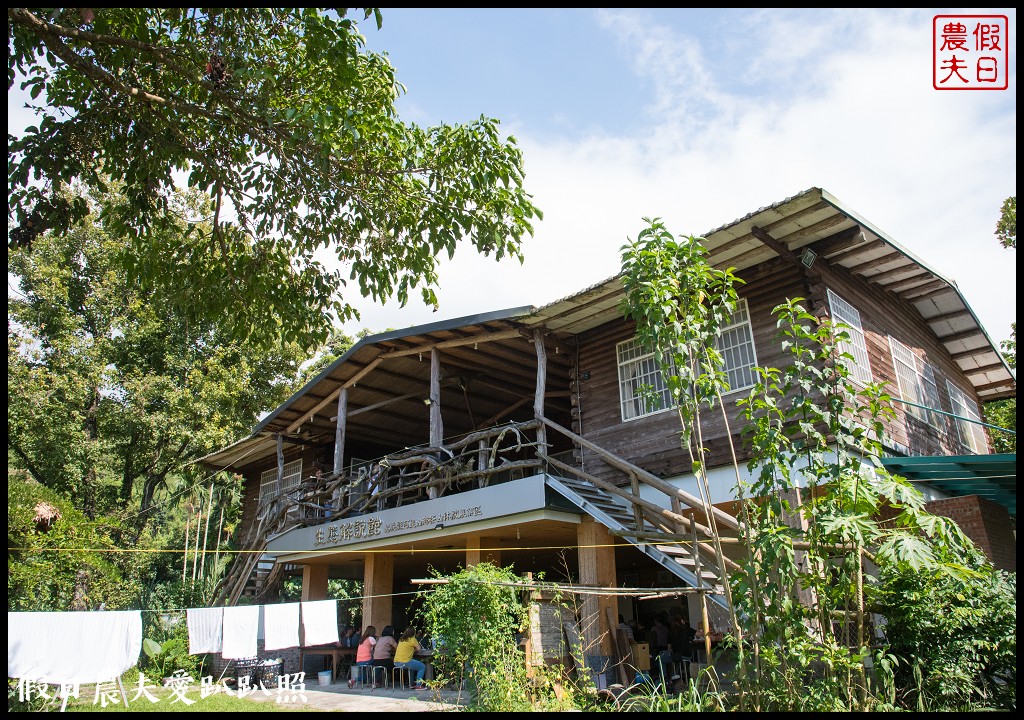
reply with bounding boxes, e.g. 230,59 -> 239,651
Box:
617,338 -> 675,421
888,337 -> 941,427
716,299 -> 758,392
259,459 -> 303,502
945,381 -> 988,454
827,289 -> 873,385
616,299 -> 759,421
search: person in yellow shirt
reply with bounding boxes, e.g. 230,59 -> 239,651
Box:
394,626 -> 427,689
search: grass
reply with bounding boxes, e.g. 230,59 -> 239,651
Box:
59,684 -> 312,712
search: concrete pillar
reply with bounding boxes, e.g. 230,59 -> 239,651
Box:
362,553 -> 394,630
577,517 -> 617,658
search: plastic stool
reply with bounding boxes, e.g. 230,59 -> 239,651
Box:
350,664 -> 372,688
391,665 -> 415,689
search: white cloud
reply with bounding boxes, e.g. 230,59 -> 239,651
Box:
345,9 -> 1015,349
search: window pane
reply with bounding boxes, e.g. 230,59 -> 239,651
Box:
946,381 -> 987,454
828,289 -> 872,385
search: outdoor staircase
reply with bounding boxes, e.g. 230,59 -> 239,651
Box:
545,473 -> 730,610
241,552 -> 282,600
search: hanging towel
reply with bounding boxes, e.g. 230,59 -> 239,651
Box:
300,599 -> 339,646
186,607 -> 224,654
8,610 -> 142,685
221,605 -> 259,659
263,603 -> 300,651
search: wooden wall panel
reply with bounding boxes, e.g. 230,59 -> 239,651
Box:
573,256 -> 990,486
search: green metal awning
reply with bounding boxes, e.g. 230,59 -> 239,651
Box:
880,453 -> 1017,518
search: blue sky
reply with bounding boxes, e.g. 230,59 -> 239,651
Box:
351,8 -> 1017,347
7,8 -> 1017,348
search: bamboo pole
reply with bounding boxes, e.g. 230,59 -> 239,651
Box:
199,483 -> 214,580
214,505 -> 225,573
182,513 -> 190,583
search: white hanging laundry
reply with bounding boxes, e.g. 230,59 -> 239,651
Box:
186,607 -> 224,654
300,599 -> 339,646
263,602 -> 300,651
7,610 -> 142,685
221,605 -> 259,659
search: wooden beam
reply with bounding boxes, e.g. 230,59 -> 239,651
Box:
827,238 -> 886,265
333,387 -> 347,475
927,309 -> 974,324
379,328 -> 525,359
481,397 -> 531,428
845,251 -> 906,273
284,356 -> 384,434
903,280 -> 955,299
809,225 -> 864,256
534,329 -> 548,452
936,328 -> 985,345
973,379 -> 1016,393
280,435 -> 327,448
706,200 -> 831,258
949,345 -> 992,360
878,272 -> 934,292
750,226 -> 805,271
862,266 -> 925,286
963,361 -> 1009,375
719,214 -> 849,269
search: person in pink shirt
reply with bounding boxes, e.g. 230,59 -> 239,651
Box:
348,625 -> 377,687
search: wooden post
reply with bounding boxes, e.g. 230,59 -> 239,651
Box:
362,553 -> 394,631
276,433 -> 285,494
477,439 -> 488,489
301,564 -> 330,601
428,348 -> 443,500
466,536 -> 502,567
577,517 -> 617,659
466,536 -> 481,567
694,523 -> 712,665
333,387 -> 348,475
631,473 -> 644,530
533,330 -> 548,455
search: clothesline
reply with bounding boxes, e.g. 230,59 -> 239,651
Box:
135,589 -> 426,615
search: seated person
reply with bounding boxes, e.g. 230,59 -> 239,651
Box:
370,625 -> 398,685
348,625 -> 377,687
394,626 -> 428,689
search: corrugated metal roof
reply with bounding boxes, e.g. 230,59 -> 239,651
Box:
524,187 -> 1015,401
198,187 -> 1015,472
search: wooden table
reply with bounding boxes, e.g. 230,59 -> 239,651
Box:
414,649 -> 435,682
298,645 -> 356,681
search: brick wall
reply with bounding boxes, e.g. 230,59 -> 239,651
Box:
925,494 -> 1016,572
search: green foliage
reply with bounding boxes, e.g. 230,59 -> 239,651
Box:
995,196 -> 1016,249
984,397 -> 1015,453
619,217 -> 744,440
8,186 -> 302,612
8,187 -> 304,522
732,298 -> 1009,711
873,565 -> 1016,710
7,473 -> 136,611
419,563 -> 530,712
8,8 -> 541,348
141,615 -> 207,681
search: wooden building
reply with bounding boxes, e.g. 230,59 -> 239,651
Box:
199,187 -> 1016,668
